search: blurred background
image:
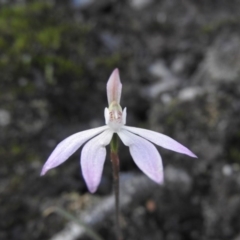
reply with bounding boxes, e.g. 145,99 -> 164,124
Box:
1,0 -> 240,239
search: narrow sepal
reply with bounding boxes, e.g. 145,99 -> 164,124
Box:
118,129 -> 164,184
41,126 -> 109,176
123,126 -> 197,158
81,129 -> 113,193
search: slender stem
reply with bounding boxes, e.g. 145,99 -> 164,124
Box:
111,151 -> 121,239
110,134 -> 122,240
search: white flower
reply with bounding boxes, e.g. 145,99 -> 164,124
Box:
41,69 -> 197,193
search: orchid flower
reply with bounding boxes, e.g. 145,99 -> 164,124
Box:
41,69 -> 197,193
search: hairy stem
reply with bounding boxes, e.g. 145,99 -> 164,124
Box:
110,134 -> 122,240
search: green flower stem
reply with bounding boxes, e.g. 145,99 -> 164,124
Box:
110,133 -> 122,240
110,133 -> 119,153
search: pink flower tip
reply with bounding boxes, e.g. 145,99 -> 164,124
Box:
156,174 -> 164,185
107,68 -> 122,105
88,186 -> 97,193
189,151 -> 198,158
40,167 -> 48,176
113,68 -> 119,74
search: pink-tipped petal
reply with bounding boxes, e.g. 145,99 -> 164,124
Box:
106,68 -> 122,105
81,129 -> 113,193
118,129 -> 164,184
123,126 -> 197,158
41,125 -> 109,176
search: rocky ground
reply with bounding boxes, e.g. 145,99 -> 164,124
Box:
1,0 -> 240,239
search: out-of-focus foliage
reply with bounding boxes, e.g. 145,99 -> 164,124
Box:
0,2 -> 90,84
0,1 -> 122,119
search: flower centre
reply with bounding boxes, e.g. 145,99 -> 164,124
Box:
105,101 -> 126,131
110,107 -> 122,123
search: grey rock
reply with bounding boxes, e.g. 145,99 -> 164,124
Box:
144,80 -> 179,98
100,32 -> 121,51
149,60 -> 172,79
145,61 -> 180,98
50,168 -> 194,240
165,166 -> 192,192
178,86 -> 204,101
222,164 -> 233,176
71,0 -> 95,8
0,109 -> 11,127
50,174 -> 158,240
171,54 -> 191,75
195,33 -> 240,84
130,0 -> 153,10
234,234 -> 240,240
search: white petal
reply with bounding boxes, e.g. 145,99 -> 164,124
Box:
104,107 -> 109,124
118,129 -> 163,184
122,107 -> 127,125
123,126 -> 197,158
81,129 -> 113,193
106,68 -> 122,105
41,125 -> 109,175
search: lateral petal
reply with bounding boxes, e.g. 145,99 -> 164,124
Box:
123,126 -> 197,158
41,125 -> 109,175
81,129 -> 113,193
118,129 -> 163,184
